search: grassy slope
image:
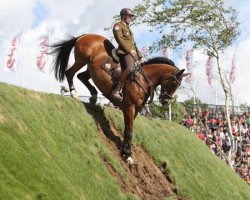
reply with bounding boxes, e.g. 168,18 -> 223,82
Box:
0,83 -> 134,200
104,107 -> 250,200
0,83 -> 250,200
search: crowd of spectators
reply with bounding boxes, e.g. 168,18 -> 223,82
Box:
183,108 -> 250,184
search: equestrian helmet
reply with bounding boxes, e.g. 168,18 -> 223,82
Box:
120,8 -> 134,17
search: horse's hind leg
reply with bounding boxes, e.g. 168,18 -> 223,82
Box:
77,70 -> 98,104
65,60 -> 86,100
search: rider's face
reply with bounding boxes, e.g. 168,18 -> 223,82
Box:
124,15 -> 133,25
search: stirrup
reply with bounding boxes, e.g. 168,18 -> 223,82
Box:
111,92 -> 123,101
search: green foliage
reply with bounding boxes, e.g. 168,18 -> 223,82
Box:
0,83 -> 133,200
150,102 -> 167,119
168,96 -> 186,123
239,102 -> 249,114
133,0 -> 240,56
150,96 -> 185,123
104,106 -> 250,200
183,97 -> 208,114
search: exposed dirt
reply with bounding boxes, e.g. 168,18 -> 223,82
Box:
0,113 -> 6,124
84,103 -> 184,200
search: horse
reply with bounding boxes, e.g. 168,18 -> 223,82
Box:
50,34 -> 187,164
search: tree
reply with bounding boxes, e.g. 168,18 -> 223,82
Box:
133,0 -> 240,166
183,97 -> 208,114
239,103 -> 249,114
150,96 -> 186,123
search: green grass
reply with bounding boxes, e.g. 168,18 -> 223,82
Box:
0,83 -> 136,200
1,82 -> 250,200
104,107 -> 250,200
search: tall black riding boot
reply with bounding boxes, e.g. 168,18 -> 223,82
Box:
110,69 -> 129,101
110,82 -> 123,101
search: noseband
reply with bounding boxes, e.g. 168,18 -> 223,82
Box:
159,71 -> 181,100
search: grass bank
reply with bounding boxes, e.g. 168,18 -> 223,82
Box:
1,82 -> 250,200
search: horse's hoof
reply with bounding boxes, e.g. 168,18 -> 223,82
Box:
71,90 -> 80,100
126,157 -> 134,165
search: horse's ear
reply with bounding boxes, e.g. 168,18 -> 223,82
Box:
176,69 -> 185,78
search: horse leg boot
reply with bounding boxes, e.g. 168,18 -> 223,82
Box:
65,69 -> 79,100
121,131 -> 132,158
111,69 -> 129,101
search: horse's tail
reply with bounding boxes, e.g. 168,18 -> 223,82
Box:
49,35 -> 79,81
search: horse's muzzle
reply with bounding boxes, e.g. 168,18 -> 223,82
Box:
160,98 -> 172,105
159,93 -> 173,105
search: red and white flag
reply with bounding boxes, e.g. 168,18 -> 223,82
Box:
36,34 -> 49,72
141,43 -> 149,59
185,49 -> 192,80
162,48 -> 172,59
162,48 -> 167,58
229,53 -> 236,84
141,46 -> 147,57
4,31 -> 22,72
206,57 -> 213,86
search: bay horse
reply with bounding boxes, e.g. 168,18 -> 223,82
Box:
50,34 -> 187,164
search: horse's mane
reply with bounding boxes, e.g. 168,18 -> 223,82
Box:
142,57 -> 176,67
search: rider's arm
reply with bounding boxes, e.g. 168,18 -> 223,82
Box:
113,23 -> 136,54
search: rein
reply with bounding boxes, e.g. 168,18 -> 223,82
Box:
131,62 -> 155,104
159,70 -> 181,100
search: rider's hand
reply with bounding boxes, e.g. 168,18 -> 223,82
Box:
129,50 -> 137,59
138,53 -> 143,60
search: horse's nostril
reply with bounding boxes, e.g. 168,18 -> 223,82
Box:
162,99 -> 172,105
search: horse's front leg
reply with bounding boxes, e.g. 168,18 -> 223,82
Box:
122,107 -> 136,164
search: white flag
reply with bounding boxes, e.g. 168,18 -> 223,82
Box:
36,35 -> 49,72
4,31 -> 22,71
162,48 -> 172,59
205,57 -> 213,86
185,49 -> 193,80
229,53 -> 236,84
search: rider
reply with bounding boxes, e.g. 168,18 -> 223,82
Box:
111,8 -> 142,101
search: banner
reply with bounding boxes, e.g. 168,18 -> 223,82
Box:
185,49 -> 192,80
229,53 -> 236,84
206,57 -> 213,86
162,48 -> 167,58
162,48 -> 172,59
141,46 -> 147,57
141,43 -> 149,60
36,34 -> 49,72
4,31 -> 22,71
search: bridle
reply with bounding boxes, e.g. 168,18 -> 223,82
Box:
131,63 -> 182,104
159,70 -> 182,101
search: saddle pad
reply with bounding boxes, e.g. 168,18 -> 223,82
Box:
101,56 -> 121,78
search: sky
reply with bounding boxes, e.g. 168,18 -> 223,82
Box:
0,0 -> 249,106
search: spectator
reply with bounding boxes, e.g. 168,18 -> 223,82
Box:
182,107 -> 250,183
246,114 -> 250,129
145,103 -> 152,117
184,115 -> 193,128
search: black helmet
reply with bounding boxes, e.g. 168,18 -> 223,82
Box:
120,8 -> 134,17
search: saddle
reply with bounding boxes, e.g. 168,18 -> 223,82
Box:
101,48 -> 141,81
101,49 -> 121,80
